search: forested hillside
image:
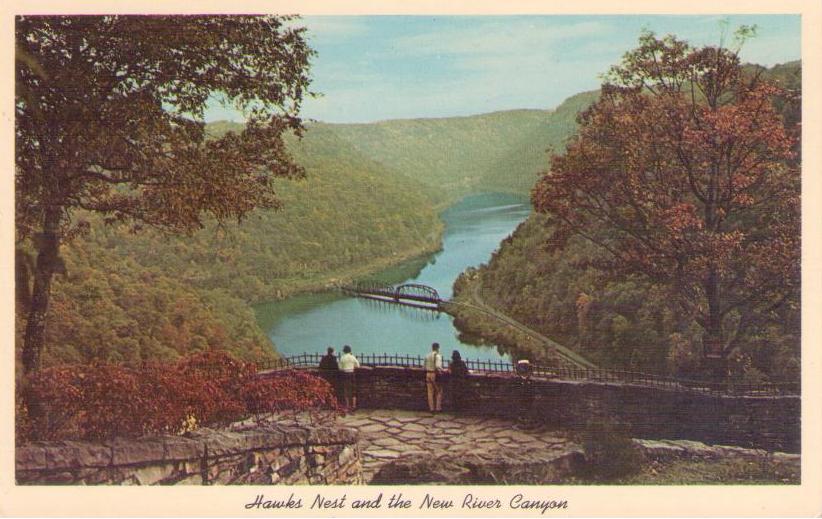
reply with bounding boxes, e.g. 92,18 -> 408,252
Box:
18,124 -> 444,368
29,51 -> 797,374
326,98 -> 597,199
115,124 -> 444,303
476,92 -> 599,194
452,60 -> 801,383
21,99 -> 602,369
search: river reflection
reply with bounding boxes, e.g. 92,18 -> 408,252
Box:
254,193 -> 531,361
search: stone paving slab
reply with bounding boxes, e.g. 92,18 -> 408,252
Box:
265,409 -> 578,484
336,409 -> 575,483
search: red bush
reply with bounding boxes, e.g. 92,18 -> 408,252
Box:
243,371 -> 338,415
21,365 -> 85,441
17,351 -> 338,443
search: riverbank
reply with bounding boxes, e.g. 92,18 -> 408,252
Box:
251,226 -> 444,306
252,233 -> 444,339
449,269 -> 595,368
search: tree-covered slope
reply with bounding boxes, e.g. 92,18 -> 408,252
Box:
22,123 -> 444,367
325,102 -> 596,200
452,216 -> 800,381
26,92 -> 604,368
118,123 -> 445,304
478,92 -> 599,194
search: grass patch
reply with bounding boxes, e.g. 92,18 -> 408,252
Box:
613,457 -> 800,485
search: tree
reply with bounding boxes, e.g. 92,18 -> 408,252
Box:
532,32 -> 800,377
16,15 -> 314,373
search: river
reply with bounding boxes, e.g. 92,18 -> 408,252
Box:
254,193 -> 531,362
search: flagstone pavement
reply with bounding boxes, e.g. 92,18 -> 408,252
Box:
334,409 -> 573,482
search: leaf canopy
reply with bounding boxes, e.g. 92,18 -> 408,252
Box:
532,33 -> 800,356
16,15 -> 314,237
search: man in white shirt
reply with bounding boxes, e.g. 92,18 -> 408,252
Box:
339,345 -> 360,410
424,342 -> 443,412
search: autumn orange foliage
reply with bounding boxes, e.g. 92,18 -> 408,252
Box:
532,32 -> 800,369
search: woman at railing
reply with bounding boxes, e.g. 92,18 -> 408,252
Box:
449,350 -> 469,411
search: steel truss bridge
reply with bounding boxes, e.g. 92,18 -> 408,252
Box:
341,281 -> 444,311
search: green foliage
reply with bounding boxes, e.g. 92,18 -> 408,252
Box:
78,123 -> 444,306
41,242 -> 274,367
21,122 -> 444,367
453,216 -> 683,372
577,409 -> 644,481
326,99 -> 597,200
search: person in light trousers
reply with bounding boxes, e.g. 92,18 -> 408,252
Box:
424,342 -> 443,412
339,345 -> 360,410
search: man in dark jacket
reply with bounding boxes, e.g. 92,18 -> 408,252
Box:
319,347 -> 339,400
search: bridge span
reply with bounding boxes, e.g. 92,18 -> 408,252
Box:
341,281 -> 444,311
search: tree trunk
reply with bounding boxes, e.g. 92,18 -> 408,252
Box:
702,265 -> 726,381
22,207 -> 61,374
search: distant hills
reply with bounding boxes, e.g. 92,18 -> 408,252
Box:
321,91 -> 599,200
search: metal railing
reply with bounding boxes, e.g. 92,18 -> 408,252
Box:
256,353 -> 514,373
255,353 -> 800,397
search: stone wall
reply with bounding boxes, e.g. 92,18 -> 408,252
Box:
316,366 -> 800,453
16,424 -> 361,485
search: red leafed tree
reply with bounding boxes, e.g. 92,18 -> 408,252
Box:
16,16 -> 313,373
532,31 -> 800,376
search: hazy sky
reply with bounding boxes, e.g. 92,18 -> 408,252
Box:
204,15 -> 801,124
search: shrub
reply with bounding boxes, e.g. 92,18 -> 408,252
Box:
576,405 -> 644,481
17,351 -> 338,443
20,365 -> 85,441
244,371 -> 336,414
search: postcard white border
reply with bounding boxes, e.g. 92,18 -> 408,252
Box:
1,1 -> 820,517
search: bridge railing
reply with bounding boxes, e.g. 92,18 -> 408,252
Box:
255,353 -> 799,397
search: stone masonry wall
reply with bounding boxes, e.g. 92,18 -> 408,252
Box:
16,424 -> 361,485
316,366 -> 799,453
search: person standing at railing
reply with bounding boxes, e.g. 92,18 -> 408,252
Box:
449,350 -> 469,411
339,345 -> 360,410
424,342 -> 443,412
318,346 -> 339,401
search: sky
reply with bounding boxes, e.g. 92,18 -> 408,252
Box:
203,15 -> 801,124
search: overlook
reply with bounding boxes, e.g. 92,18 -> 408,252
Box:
10,13 -> 810,515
